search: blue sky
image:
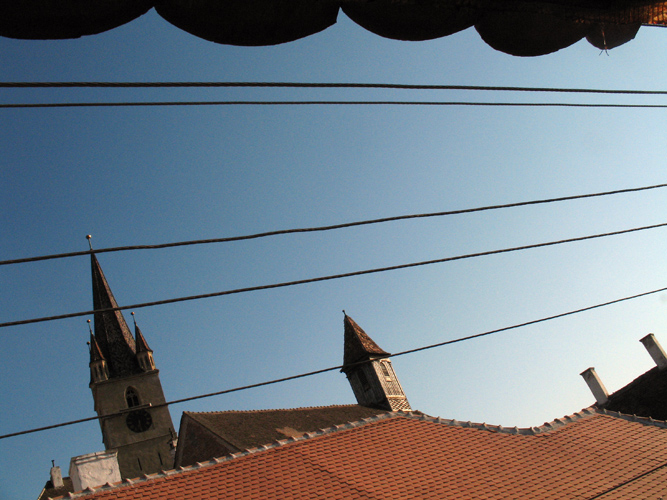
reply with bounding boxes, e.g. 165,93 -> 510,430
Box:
1,9 -> 667,499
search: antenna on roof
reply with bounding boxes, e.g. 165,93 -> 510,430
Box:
86,234 -> 93,251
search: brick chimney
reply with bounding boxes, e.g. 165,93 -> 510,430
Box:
580,367 -> 609,405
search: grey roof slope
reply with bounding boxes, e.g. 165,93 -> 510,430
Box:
599,365 -> 667,420
174,404 -> 395,467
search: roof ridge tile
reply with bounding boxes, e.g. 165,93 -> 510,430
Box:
187,403 -> 366,416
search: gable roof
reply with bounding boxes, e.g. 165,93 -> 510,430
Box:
174,404 -> 391,467
57,408 -> 667,500
599,365 -> 667,420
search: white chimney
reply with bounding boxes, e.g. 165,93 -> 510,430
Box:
580,367 -> 609,405
640,334 -> 667,370
50,462 -> 64,489
69,450 -> 121,492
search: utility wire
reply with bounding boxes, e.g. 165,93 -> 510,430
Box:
1,221 -> 666,329
4,100 -> 667,110
585,460 -> 667,499
2,284 -> 666,440
2,183 -> 665,267
2,82 -> 667,95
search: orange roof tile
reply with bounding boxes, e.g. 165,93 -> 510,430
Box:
60,409 -> 667,500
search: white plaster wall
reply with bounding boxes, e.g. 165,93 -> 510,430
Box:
69,450 -> 121,492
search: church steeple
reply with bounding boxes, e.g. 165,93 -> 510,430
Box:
342,313 -> 411,412
90,253 -> 140,378
87,250 -> 176,480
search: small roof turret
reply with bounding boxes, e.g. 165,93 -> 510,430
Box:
89,332 -> 106,363
133,316 -> 152,353
343,313 -> 389,369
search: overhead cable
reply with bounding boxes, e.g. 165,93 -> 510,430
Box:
4,100 -> 667,110
1,221 -> 666,329
1,81 -> 667,95
2,284 -> 666,440
585,460 -> 667,499
2,183 -> 666,267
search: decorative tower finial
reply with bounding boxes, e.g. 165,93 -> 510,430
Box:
86,234 -> 93,251
131,311 -> 137,327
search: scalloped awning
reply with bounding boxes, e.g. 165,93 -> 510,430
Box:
1,0 -> 665,55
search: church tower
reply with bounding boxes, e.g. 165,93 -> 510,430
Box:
88,253 -> 176,479
341,314 -> 411,412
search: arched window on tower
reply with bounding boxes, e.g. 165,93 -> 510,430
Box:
125,387 -> 140,408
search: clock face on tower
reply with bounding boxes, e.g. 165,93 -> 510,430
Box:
126,409 -> 152,433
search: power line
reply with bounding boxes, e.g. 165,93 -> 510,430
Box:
1,81 -> 667,95
1,221 -> 665,329
2,284 -> 665,441
585,460 -> 667,499
3,183 -> 666,267
4,100 -> 667,110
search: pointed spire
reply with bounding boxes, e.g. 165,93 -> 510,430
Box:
91,252 -> 140,378
89,326 -> 106,363
132,312 -> 152,353
343,313 -> 389,368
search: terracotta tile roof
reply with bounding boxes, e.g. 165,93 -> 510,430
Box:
343,315 -> 389,367
60,408 -> 667,500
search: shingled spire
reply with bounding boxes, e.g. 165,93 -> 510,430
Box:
89,331 -> 110,384
132,313 -> 156,372
343,314 -> 390,367
342,313 -> 411,412
91,253 -> 140,378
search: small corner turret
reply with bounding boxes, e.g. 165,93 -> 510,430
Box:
88,325 -> 110,385
341,312 -> 411,412
132,312 -> 156,372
